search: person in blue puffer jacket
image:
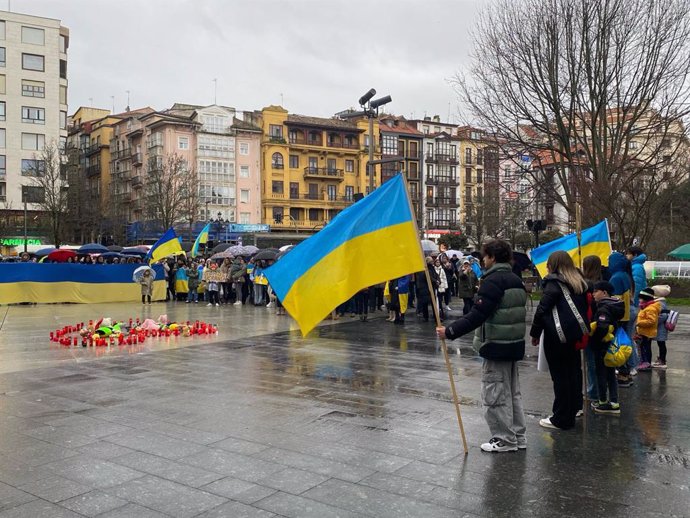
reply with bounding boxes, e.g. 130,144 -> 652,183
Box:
607,252 -> 637,386
626,246 -> 647,308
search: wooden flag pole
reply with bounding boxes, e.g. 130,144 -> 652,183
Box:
400,174 -> 468,454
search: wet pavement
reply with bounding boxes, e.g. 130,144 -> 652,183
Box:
0,300 -> 688,517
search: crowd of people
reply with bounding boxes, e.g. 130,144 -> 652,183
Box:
11,251 -> 147,264
436,240 -> 675,453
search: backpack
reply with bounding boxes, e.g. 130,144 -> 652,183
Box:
665,309 -> 679,332
604,327 -> 634,367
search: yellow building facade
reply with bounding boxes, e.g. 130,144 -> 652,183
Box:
259,106 -> 380,232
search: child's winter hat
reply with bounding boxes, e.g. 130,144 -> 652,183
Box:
593,281 -> 614,295
651,285 -> 671,298
639,287 -> 656,301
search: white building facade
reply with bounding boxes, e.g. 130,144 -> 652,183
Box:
0,10 -> 68,209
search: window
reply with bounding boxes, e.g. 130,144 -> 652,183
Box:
22,53 -> 44,71
60,111 -> 67,129
0,74 -> 4,94
22,106 -> 45,124
272,207 -> 283,223
22,26 -> 45,45
240,189 -> 250,203
198,135 -> 234,157
178,136 -> 189,150
198,160 -> 234,182
271,152 -> 284,169
0,129 -> 4,148
0,21 -> 4,39
0,155 -> 5,176
327,185 -> 337,201
628,141 -> 639,150
289,182 -> 299,199
60,59 -> 67,79
22,133 -> 45,150
240,212 -> 250,224
59,34 -> 67,53
272,180 -> 283,194
22,186 -> 44,203
239,142 -> 249,155
0,182 -> 5,201
465,167 -> 472,184
345,185 -> 354,200
477,170 -> 483,184
465,148 -> 472,164
23,79 -> 44,97
21,159 -> 45,176
269,124 -> 283,138
345,159 -> 354,173
60,85 -> 67,104
308,157 -> 318,170
327,158 -> 336,172
465,187 -> 472,203
0,101 -> 4,121
0,47 -> 4,67
289,155 -> 299,168
423,125 -> 429,134
201,114 -> 229,133
477,148 -> 484,166
382,134 -> 398,155
239,165 -> 249,178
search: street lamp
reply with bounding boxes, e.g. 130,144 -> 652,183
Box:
338,88 -> 392,195
216,211 -> 223,243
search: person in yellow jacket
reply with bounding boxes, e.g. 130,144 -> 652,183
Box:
635,288 -> 661,371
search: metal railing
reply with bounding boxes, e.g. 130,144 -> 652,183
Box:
303,167 -> 344,179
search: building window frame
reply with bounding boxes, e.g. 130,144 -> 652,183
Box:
22,106 -> 45,124
22,79 -> 45,98
22,53 -> 45,72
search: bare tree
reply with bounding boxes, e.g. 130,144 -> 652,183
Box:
177,164 -> 200,241
24,142 -> 68,247
144,153 -> 196,232
455,0 -> 690,248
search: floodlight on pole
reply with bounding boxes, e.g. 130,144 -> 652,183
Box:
369,95 -> 392,109
358,88 -> 376,106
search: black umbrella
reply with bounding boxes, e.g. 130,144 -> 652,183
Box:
512,251 -> 532,271
107,245 -> 123,252
252,249 -> 279,261
78,243 -> 109,254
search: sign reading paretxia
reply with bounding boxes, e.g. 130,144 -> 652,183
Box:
1,238 -> 43,246
229,224 -> 270,233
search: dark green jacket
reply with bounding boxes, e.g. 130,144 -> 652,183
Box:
445,263 -> 527,360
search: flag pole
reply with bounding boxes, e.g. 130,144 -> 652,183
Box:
576,205 -> 587,428
400,174 -> 468,454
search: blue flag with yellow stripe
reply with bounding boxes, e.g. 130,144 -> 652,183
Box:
264,174 -> 424,336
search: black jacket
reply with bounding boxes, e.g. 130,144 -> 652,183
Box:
445,263 -> 527,361
530,274 -> 589,345
590,297 -> 625,349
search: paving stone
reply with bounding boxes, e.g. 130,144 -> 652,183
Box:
255,467 -> 330,495
0,482 -> 35,512
254,491 -> 365,518
196,500 -> 276,518
180,448 -> 285,482
43,456 -> 143,489
201,476 -> 277,504
112,451 -> 224,488
75,441 -> 136,460
59,490 -> 128,517
96,503 -> 171,517
104,430 -> 207,460
17,474 -> 91,503
106,475 -> 226,518
0,499 -> 84,517
253,447 -> 374,483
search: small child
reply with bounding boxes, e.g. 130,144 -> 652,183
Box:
652,285 -> 671,369
589,281 -> 625,415
139,269 -> 153,305
635,287 -> 662,371
204,261 -> 221,307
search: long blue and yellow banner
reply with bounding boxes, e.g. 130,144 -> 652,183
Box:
0,264 -> 166,305
264,174 -> 424,336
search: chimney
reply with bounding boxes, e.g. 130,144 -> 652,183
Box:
433,115 -> 440,122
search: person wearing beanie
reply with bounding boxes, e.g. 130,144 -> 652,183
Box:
589,281 -> 626,415
651,285 -> 671,369
635,287 -> 661,370
607,252 -> 636,386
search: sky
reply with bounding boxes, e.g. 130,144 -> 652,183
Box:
7,0 -> 482,121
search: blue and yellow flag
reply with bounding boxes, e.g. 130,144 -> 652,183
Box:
530,219 -> 612,277
147,227 -> 183,264
264,174 -> 425,336
191,222 -> 211,258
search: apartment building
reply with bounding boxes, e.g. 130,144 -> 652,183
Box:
0,10 -> 68,238
259,105 -> 376,233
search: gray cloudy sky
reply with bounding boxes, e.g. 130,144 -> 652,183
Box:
10,0 -> 481,121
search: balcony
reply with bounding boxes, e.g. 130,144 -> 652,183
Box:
425,153 -> 459,164
111,147 -> 131,160
131,176 -> 143,187
131,152 -> 143,165
268,135 -> 286,144
147,139 -> 163,150
271,163 -> 284,170
86,164 -> 101,177
426,219 -> 458,230
426,197 -> 460,208
83,143 -> 102,156
303,167 -> 344,181
425,175 -> 459,186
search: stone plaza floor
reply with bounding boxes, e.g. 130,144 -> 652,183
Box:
0,300 -> 688,517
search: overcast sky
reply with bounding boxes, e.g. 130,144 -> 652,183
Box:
9,0 -> 481,121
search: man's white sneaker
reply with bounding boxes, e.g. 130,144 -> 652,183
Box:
266,302 -> 274,308
480,438 -> 518,453
207,303 -> 213,307
233,301 -> 242,306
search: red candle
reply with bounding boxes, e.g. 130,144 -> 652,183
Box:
73,337 -> 77,346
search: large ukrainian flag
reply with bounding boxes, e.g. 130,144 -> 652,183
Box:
530,219 -> 612,277
191,222 -> 211,258
147,227 -> 183,264
264,174 -> 424,336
